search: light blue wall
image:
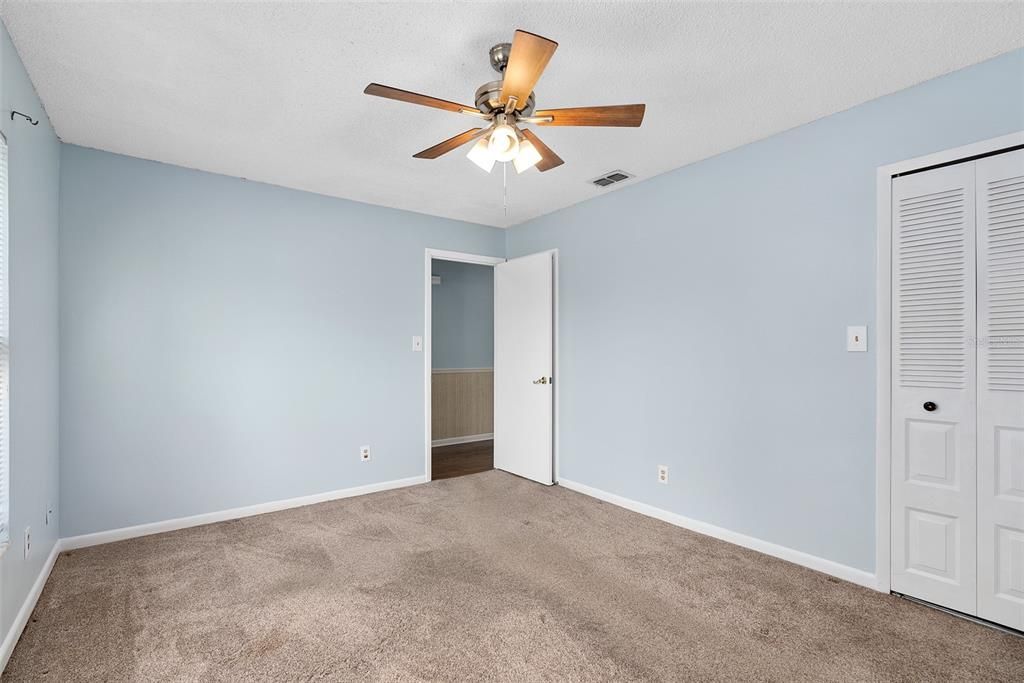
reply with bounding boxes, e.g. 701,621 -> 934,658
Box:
431,259 -> 493,369
58,146 -> 504,537
0,23 -> 61,649
507,49 -> 1024,572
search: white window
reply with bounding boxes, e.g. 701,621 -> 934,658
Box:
0,133 -> 8,548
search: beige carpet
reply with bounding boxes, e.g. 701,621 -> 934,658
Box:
6,471 -> 1023,681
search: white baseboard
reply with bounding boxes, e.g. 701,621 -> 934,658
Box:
1,540 -> 62,672
61,475 -> 427,551
558,479 -> 878,591
431,433 -> 493,447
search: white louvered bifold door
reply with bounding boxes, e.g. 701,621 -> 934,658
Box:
976,148 -> 1024,630
891,162 -> 978,615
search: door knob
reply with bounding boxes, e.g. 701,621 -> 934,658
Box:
923,401 -> 937,412
532,377 -> 550,385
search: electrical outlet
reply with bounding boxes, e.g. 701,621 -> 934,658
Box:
45,504 -> 53,527
657,465 -> 669,484
360,445 -> 370,462
23,527 -> 31,559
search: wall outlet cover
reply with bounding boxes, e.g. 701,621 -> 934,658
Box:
360,445 -> 370,461
23,527 -> 31,559
412,336 -> 423,352
657,465 -> 669,484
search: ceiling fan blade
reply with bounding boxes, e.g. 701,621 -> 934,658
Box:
521,129 -> 563,172
532,104 -> 646,127
499,30 -> 558,110
364,83 -> 473,114
413,128 -> 486,159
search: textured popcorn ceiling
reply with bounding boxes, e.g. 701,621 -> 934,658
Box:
1,1 -> 1021,227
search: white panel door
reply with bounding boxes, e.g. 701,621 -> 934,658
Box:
891,163 -> 978,614
976,149 -> 1024,630
494,251 -> 554,485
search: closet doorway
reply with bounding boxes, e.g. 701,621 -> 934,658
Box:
877,133 -> 1024,632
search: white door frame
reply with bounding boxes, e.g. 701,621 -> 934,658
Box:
423,248 -> 559,482
874,131 -> 1024,593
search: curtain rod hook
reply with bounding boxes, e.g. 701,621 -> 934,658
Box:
10,111 -> 38,126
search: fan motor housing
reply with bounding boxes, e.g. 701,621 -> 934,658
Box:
474,80 -> 535,117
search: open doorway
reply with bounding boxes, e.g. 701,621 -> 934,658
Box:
429,258 -> 495,479
424,248 -> 558,484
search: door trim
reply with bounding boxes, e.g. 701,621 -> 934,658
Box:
874,131 -> 1024,594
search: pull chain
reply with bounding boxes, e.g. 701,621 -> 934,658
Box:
503,162 -> 509,217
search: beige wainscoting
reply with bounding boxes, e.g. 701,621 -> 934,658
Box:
431,369 -> 493,443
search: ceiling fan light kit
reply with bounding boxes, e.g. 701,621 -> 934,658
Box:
363,29 -> 646,176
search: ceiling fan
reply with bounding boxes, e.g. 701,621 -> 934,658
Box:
364,29 -> 645,174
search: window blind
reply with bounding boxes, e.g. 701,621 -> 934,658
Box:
0,134 -> 8,546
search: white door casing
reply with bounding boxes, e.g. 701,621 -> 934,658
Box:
891,162 -> 978,615
976,149 -> 1024,630
494,251 -> 554,485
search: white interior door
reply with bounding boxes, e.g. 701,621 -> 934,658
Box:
891,162 -> 978,615
976,148 -> 1024,630
494,251 -> 554,485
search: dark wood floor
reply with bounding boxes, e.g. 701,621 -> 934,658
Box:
432,439 -> 494,480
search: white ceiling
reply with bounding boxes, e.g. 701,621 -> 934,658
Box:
1,2 -> 1021,228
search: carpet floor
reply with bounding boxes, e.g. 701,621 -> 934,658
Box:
6,471 -> 1023,681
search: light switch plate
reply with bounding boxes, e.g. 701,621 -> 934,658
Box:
847,325 -> 867,352
412,336 -> 423,352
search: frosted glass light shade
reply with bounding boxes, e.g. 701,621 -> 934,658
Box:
513,139 -> 542,173
466,137 -> 495,173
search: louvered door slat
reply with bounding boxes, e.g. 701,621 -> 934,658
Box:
976,149 -> 1024,631
895,172 -> 972,390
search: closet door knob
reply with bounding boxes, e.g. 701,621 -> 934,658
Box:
532,377 -> 550,385
923,401 -> 937,412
